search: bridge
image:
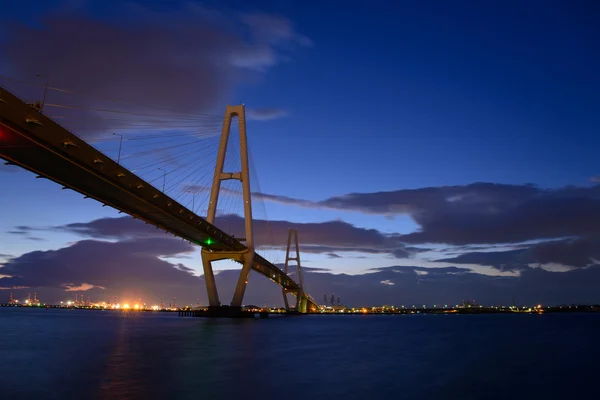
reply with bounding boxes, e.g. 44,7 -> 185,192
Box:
0,85 -> 318,314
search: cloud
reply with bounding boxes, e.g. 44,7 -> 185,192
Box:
49,215 -> 415,260
255,182 -> 600,245
7,226 -> 47,242
436,249 -> 531,272
58,217 -> 166,239
174,264 -> 195,273
0,3 -> 310,136
370,266 -> 471,275
246,108 -> 289,121
7,230 -> 28,236
327,253 -> 342,259
437,236 -> 600,270
0,237 -> 197,299
213,214 -> 413,259
0,233 -> 305,305
277,265 -> 331,273
3,230 -> 600,306
62,283 -> 105,292
253,192 -> 318,208
530,236 -> 600,267
302,264 -> 600,307
241,13 -> 313,47
592,176 -> 600,183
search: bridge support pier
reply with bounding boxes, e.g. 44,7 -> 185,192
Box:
201,252 -> 221,307
202,105 -> 256,308
282,229 -> 307,313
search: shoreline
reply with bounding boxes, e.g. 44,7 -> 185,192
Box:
2,303 -> 599,315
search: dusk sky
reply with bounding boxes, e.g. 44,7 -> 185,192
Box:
1,0 -> 600,307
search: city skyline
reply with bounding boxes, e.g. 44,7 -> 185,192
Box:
2,0 -> 600,306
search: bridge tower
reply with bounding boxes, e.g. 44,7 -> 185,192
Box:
282,229 -> 307,313
202,105 -> 255,309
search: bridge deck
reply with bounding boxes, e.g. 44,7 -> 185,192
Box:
0,86 -> 317,310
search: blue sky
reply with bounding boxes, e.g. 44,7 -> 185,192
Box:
1,0 -> 600,305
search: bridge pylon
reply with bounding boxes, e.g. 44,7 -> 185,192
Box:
202,104 -> 254,309
282,228 -> 307,313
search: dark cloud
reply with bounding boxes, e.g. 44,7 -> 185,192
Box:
405,246 -> 433,253
58,217 -> 166,239
0,234 -> 303,306
0,237 -> 196,292
436,250 -> 531,272
246,108 -> 289,121
438,243 -> 532,254
213,214 -> 413,259
437,236 -> 600,270
9,226 -> 34,234
369,265 -> 472,274
3,231 -> 600,306
47,215 -> 414,259
302,264 -> 600,307
255,183 -> 600,245
591,176 -> 600,183
530,236 -> 600,268
7,226 -> 46,242
7,231 -> 28,236
327,253 -> 342,259
0,3 -> 309,136
404,193 -> 600,245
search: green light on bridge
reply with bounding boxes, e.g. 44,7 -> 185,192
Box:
205,238 -> 213,245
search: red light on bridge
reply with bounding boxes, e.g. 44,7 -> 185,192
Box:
0,125 -> 16,143
0,125 -> 11,142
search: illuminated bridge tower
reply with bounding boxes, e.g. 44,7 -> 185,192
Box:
202,105 -> 255,309
282,229 -> 307,313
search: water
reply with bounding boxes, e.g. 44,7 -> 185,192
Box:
1,308 -> 599,399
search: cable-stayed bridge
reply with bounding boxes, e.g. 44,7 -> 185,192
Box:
0,81 -> 317,314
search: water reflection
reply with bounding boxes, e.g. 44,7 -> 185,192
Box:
1,309 -> 599,400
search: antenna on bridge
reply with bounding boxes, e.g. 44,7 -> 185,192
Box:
201,105 -> 255,309
282,228 -> 307,313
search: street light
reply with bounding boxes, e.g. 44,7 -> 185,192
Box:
113,133 -> 124,164
158,167 -> 166,192
36,73 -> 49,113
